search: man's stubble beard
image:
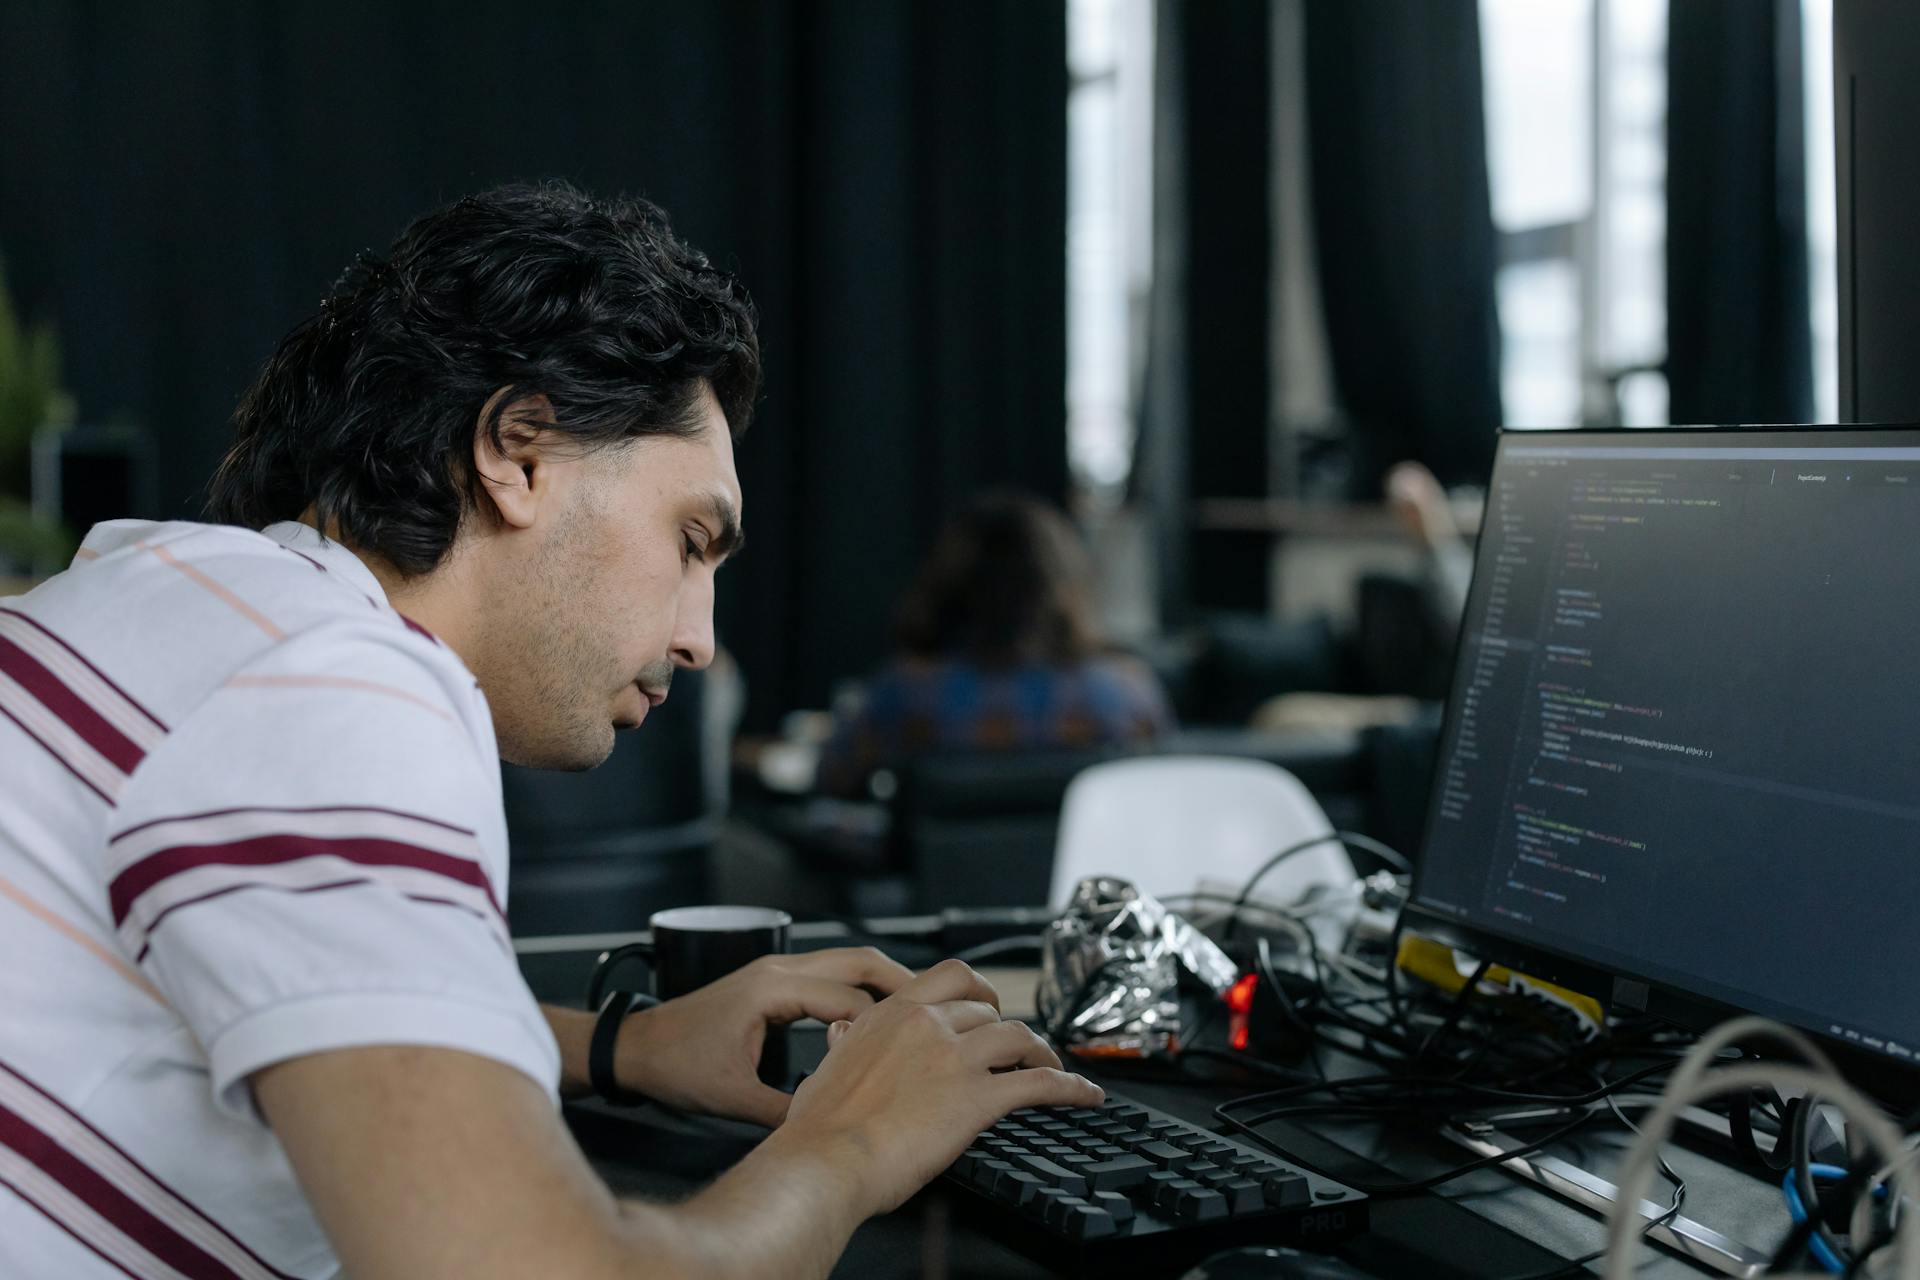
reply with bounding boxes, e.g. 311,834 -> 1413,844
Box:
491,506 -> 623,772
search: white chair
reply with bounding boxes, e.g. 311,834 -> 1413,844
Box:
1047,756 -> 1352,909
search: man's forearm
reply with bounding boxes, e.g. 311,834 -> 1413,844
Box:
543,1004 -> 597,1099
616,1126 -> 868,1280
543,1003 -> 872,1278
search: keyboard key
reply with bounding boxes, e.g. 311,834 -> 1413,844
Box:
1221,1178 -> 1265,1215
1091,1144 -> 1128,1159
1175,1187 -> 1229,1222
1140,1170 -> 1185,1201
1264,1172 -> 1311,1208
1080,1154 -> 1154,1190
1194,1141 -> 1238,1159
1197,1167 -> 1240,1188
1044,1195 -> 1092,1229
1093,1189 -> 1135,1223
1031,1186 -> 1073,1219
1154,1177 -> 1204,1211
1065,1204 -> 1119,1239
1010,1153 -> 1089,1197
1000,1171 -> 1045,1207
974,1158 -> 1013,1188
1136,1140 -> 1197,1169
1108,1105 -> 1149,1127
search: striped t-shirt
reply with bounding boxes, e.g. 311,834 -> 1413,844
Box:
0,519 -> 558,1279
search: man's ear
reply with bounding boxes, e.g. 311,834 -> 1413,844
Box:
472,391 -> 558,531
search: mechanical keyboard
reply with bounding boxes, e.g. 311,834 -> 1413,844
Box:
940,1093 -> 1368,1275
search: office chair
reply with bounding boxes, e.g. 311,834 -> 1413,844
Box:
1047,756 -> 1352,909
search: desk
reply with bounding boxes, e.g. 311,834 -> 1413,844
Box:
520,929 -> 1793,1279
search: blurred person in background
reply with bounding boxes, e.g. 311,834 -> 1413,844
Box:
1387,459 -> 1475,631
816,491 -> 1173,797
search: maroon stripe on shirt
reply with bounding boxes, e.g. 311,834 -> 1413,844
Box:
130,877 -> 506,963
0,607 -> 167,731
397,613 -> 440,646
0,1061 -> 296,1279
0,634 -> 145,774
109,833 -> 503,926
0,701 -> 113,804
0,1171 -> 147,1280
110,803 -> 475,847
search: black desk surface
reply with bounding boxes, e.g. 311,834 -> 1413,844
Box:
520,934 -> 1793,1279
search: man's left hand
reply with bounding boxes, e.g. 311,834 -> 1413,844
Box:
614,946 -> 916,1126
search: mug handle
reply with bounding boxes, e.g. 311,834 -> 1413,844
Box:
585,941 -> 655,1012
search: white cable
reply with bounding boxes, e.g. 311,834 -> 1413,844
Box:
1602,1018 -> 1915,1280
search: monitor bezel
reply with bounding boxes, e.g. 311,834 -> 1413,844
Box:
1403,421 -> 1920,1105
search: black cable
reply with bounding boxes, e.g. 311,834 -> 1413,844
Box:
1254,935 -> 1328,1081
1175,1045 -> 1317,1084
1415,960 -> 1493,1063
1774,1092 -> 1856,1274
1597,1076 -> 1688,1261
1218,1057 -> 1684,1125
1217,1104 -> 1602,1198
1384,906 -> 1411,1037
1333,830 -> 1415,876
950,935 -> 1044,965
1221,831 -> 1412,944
1842,1229 -> 1894,1279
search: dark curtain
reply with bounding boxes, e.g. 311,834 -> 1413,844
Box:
1303,0 -> 1502,490
0,0 -> 1067,727
1137,0 -> 1272,621
1667,0 -> 1812,425
1177,0 -> 1273,616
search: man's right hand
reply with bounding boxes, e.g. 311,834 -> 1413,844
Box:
777,957 -> 1105,1218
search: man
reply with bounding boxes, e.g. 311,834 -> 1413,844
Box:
0,182 -> 1100,1278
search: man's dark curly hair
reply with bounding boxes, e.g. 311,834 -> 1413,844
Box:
206,181 -> 760,576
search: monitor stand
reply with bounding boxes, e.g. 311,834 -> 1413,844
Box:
1441,1118 -> 1774,1277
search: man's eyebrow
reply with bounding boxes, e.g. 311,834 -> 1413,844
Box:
703,493 -> 745,561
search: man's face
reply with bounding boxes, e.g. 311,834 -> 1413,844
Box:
486,387 -> 742,770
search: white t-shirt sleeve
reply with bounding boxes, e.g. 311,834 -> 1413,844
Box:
106,621 -> 558,1121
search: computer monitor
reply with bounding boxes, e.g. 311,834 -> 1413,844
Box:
1405,426 -> 1920,1094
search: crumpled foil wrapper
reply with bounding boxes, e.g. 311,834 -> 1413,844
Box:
1037,876 -> 1241,1057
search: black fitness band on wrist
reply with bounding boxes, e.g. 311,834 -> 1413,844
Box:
589,991 -> 658,1106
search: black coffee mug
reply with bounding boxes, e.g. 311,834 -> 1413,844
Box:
589,905 -> 794,1087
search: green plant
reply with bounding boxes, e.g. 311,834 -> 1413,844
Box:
0,253 -> 77,572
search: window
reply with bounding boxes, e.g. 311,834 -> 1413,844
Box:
1803,0 -> 1839,422
1066,0 -> 1155,499
1480,0 -> 1669,430
1482,0 -> 1840,428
